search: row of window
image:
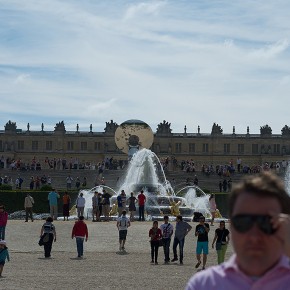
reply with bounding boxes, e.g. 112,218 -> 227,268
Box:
0,140 -> 282,154
175,143 -> 281,154
3,141 -> 102,151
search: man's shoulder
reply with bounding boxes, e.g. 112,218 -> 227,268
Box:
186,264 -> 227,289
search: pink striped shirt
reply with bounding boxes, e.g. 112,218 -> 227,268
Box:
186,254 -> 290,290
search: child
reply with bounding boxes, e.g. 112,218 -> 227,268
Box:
71,216 -> 88,258
0,240 -> 10,277
0,205 -> 8,240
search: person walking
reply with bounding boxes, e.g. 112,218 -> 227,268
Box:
160,215 -> 174,264
0,240 -> 10,277
116,210 -> 130,252
195,215 -> 210,270
149,220 -> 162,265
40,217 -> 56,258
212,220 -> 230,264
48,189 -> 60,221
24,193 -> 34,222
62,192 -> 71,221
76,192 -> 85,218
71,216 -> 88,258
0,205 -> 8,240
171,215 -> 192,265
138,190 -> 146,221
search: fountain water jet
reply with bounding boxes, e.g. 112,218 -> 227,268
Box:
77,149 -> 211,221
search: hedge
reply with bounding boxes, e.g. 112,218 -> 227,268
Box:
0,190 -> 80,214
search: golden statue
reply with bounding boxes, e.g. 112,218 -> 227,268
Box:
215,209 -> 222,218
170,200 -> 181,216
109,202 -> 118,216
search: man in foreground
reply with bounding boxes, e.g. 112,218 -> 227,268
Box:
186,171 -> 290,289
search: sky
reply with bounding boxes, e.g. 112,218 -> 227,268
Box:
0,0 -> 290,134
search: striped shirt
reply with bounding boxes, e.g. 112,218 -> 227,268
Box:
160,223 -> 174,239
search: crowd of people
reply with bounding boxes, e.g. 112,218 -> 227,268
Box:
0,155 -> 126,172
1,171 -> 290,289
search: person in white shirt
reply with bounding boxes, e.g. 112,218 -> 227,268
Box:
116,210 -> 130,252
24,193 -> 34,222
76,193 -> 86,217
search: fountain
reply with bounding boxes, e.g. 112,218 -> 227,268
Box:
78,148 -> 211,221
71,120 -> 212,221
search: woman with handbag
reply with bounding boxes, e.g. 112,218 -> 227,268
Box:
212,220 -> 230,264
40,217 -> 56,258
149,220 -> 162,265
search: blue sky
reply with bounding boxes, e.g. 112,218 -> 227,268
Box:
0,0 -> 290,134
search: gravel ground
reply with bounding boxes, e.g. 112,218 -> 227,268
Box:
1,219 -> 234,290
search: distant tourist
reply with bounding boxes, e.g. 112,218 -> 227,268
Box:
40,217 -> 56,258
92,191 -> 100,222
66,175 -> 73,190
171,215 -> 192,265
0,205 -> 8,240
62,192 -> 71,221
82,177 -> 87,188
209,194 -> 217,226
149,220 -> 162,264
0,240 -> 10,277
76,193 -> 85,218
29,176 -> 35,190
102,190 -> 112,221
24,193 -> 34,222
71,216 -> 88,258
75,177 -> 81,189
212,221 -> 230,264
98,192 -> 103,218
195,215 -> 210,270
48,189 -> 60,221
116,210 -> 130,252
138,190 -> 146,221
117,190 -> 126,217
128,192 -> 137,221
160,216 -> 174,264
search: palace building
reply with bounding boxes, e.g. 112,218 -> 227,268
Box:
1,119 -> 290,169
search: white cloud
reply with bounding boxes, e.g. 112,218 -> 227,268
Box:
0,1 -> 290,134
123,1 -> 166,20
249,39 -> 289,59
14,74 -> 31,84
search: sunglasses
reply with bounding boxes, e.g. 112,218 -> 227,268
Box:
231,214 -> 276,235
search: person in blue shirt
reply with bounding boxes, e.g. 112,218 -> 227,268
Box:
48,189 -> 60,220
0,240 -> 10,277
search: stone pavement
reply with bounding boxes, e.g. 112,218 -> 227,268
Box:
2,219 -> 234,290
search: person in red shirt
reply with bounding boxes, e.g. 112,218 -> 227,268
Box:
149,220 -> 162,264
71,216 -> 88,258
138,190 -> 146,221
0,205 -> 8,240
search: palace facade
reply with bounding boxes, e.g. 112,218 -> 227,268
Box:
1,120 -> 290,169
